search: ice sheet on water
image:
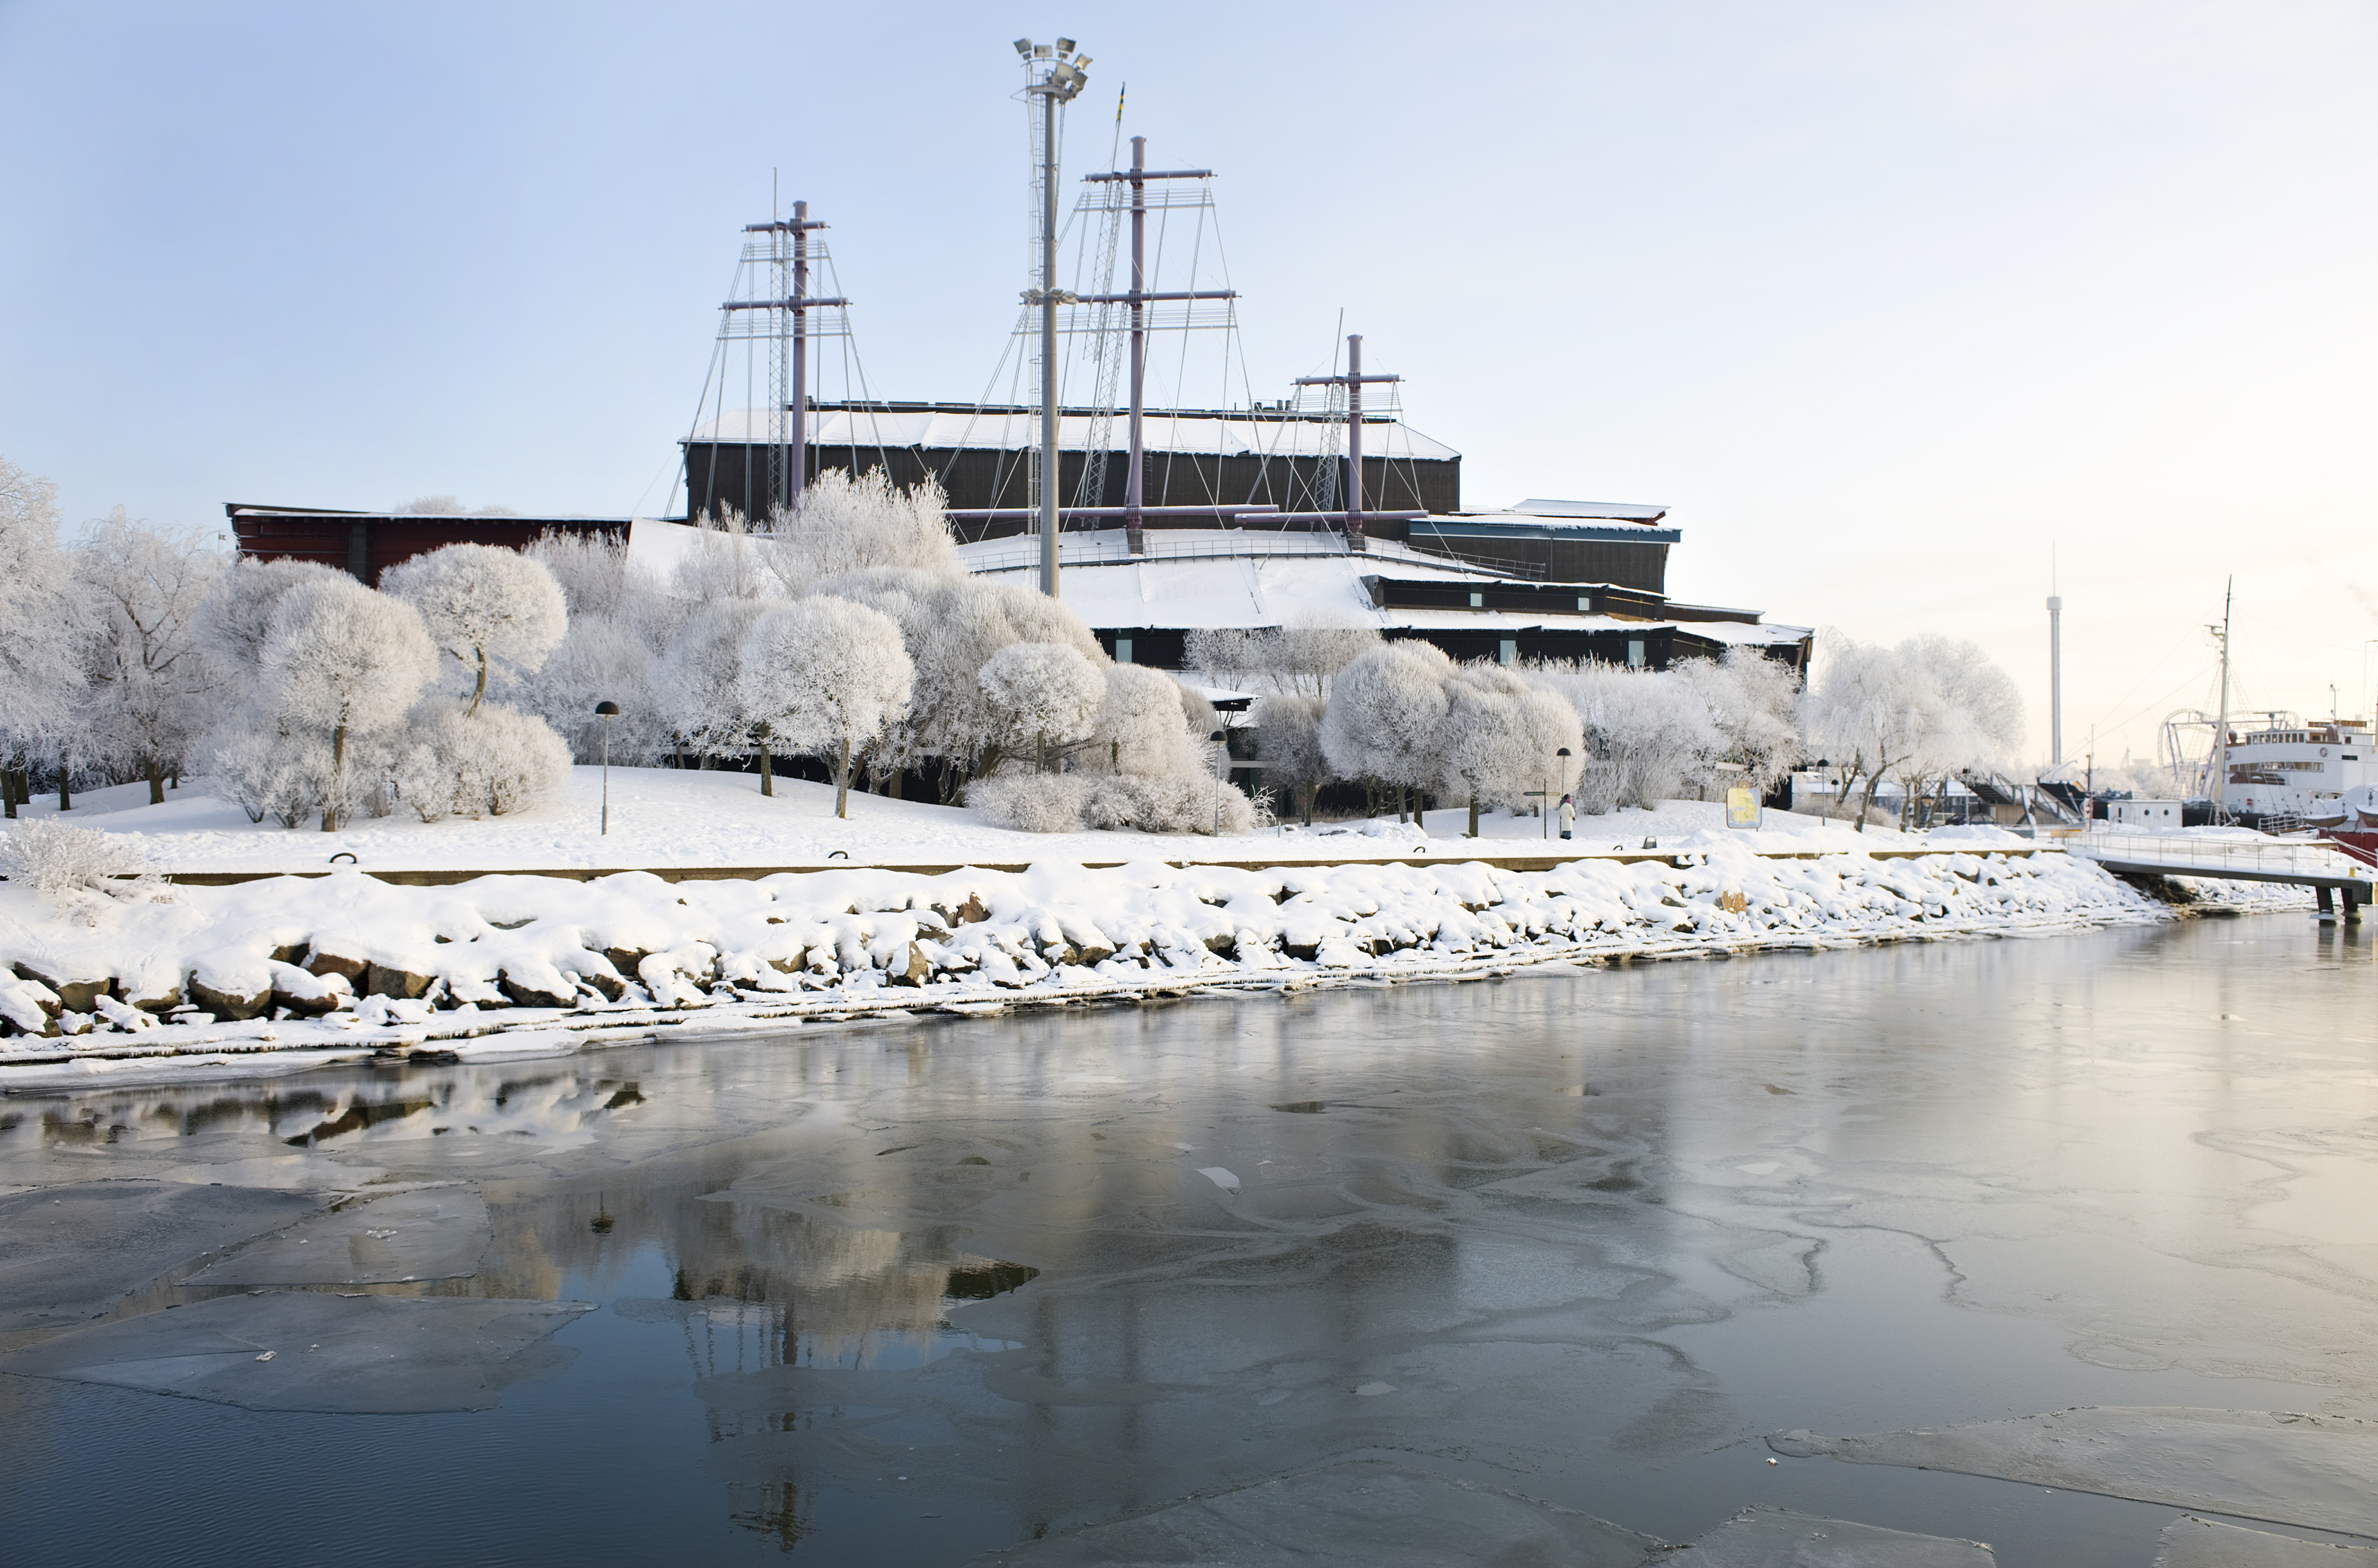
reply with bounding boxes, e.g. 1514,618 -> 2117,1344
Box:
1686,1507 -> 1994,1566
187,1185 -> 492,1286
0,1292 -> 591,1412
962,1459 -> 1657,1567
2155,1516 -> 2378,1567
1769,1407 -> 2378,1538
0,1181 -> 320,1334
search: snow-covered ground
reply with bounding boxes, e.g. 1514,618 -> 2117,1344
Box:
11,765 -> 1957,876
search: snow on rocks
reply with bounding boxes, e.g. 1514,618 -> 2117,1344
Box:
1,845 -> 2170,1069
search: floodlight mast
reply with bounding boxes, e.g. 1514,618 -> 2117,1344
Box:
1018,39 -> 1091,596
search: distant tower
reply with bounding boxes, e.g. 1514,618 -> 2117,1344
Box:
2047,590 -> 2063,767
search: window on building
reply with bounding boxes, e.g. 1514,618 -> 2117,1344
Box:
1468,592 -> 1483,608
1627,640 -> 1645,667
1499,638 -> 1517,666
1115,637 -> 1133,664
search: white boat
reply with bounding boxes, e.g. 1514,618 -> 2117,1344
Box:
2221,712 -> 2376,827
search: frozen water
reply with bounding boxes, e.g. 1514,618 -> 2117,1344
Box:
1769,1410 -> 2378,1537
186,1186 -> 492,1286
2154,1516 -> 2378,1566
0,917 -> 2371,1566
962,1459 -> 1657,1567
0,1292 -> 589,1412
0,1180 -> 318,1337
1688,1507 -> 1996,1565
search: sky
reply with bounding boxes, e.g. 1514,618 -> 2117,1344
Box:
4,1 -> 2375,774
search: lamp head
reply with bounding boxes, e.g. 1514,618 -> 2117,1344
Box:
1557,747 -> 1571,757
595,701 -> 620,717
1013,37 -> 1033,55
1056,36 -> 1076,54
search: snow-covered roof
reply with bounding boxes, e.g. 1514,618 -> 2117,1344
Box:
955,528 -> 1807,646
686,406 -> 1460,464
1507,499 -> 1668,522
1413,513 -> 1680,543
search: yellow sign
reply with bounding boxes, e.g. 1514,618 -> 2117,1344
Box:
1725,785 -> 1762,830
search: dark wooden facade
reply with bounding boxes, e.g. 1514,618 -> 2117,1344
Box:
682,432 -> 1458,527
226,505 -> 629,585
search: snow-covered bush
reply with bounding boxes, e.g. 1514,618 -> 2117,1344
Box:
1086,771 -> 1254,835
966,772 -> 1094,833
257,576 -> 439,830
737,596 -> 914,817
980,641 -> 1106,773
523,528 -> 676,644
1319,641 -> 1453,818
763,468 -> 958,583
1437,664 -> 1582,833
1251,694 -> 1329,824
966,769 -> 1254,835
395,699 -> 573,821
0,818 -> 167,920
381,543 -> 568,715
74,510 -> 226,803
203,704 -> 325,827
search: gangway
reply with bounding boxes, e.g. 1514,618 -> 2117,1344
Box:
2068,830 -> 2373,920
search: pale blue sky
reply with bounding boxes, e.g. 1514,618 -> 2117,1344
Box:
5,1 -> 2373,767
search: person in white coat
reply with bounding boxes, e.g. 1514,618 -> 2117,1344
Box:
1558,792 -> 1575,839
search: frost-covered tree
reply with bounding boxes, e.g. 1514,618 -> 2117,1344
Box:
1886,635 -> 2024,826
74,510 -> 226,803
813,570 -> 1107,793
980,641 -> 1107,774
1524,660 -> 1724,811
1092,664 -> 1205,778
737,597 -> 914,818
0,457 -> 87,816
1319,640 -> 1453,821
656,598 -> 782,773
380,543 -> 568,716
504,615 -> 666,765
1251,693 -> 1329,824
524,528 -> 677,646
195,557 -> 354,686
761,468 -> 958,584
1437,663 -> 1582,835
1802,635 -> 1948,830
1276,612 -> 1381,699
258,576 -> 438,830
1185,627 -> 1263,693
1677,648 -> 1803,794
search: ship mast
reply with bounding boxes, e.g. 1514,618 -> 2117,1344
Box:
2210,576 -> 2233,819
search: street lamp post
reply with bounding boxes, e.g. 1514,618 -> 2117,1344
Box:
1209,728 -> 1228,836
1556,747 -> 1573,842
595,701 -> 620,835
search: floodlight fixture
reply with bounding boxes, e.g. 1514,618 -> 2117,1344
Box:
1056,36 -> 1076,54
1014,37 -> 1033,55
1034,43 -> 1051,57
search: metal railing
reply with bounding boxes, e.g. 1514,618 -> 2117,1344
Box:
2069,829 -> 2375,886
